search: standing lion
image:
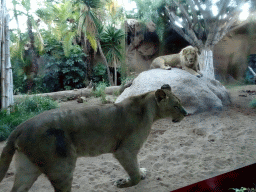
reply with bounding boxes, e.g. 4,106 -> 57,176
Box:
150,45 -> 203,78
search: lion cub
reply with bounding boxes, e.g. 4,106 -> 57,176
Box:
0,84 -> 187,191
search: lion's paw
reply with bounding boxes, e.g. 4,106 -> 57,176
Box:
114,178 -> 131,188
140,168 -> 147,180
114,168 -> 147,188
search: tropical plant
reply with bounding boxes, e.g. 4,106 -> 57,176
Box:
92,81 -> 107,103
100,25 -> 125,85
43,43 -> 87,92
8,0 -> 45,94
76,0 -> 114,85
249,99 -> 256,109
36,0 -> 78,57
91,62 -> 109,84
0,95 -> 58,141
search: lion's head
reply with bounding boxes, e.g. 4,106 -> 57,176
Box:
155,84 -> 187,123
180,45 -> 199,68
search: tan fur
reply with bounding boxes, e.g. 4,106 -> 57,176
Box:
150,45 -> 203,77
0,85 -> 187,192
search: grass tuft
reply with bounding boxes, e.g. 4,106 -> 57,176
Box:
0,96 -> 58,141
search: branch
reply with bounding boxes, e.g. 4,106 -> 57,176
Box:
165,6 -> 194,45
186,0 -> 206,41
165,6 -> 203,49
208,0 -> 231,44
173,0 -> 192,28
193,0 -> 211,22
216,0 -> 232,19
212,0 -> 245,45
186,0 -> 199,27
216,16 -> 238,43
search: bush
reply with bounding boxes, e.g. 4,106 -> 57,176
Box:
91,63 -> 109,84
229,187 -> 256,192
92,82 -> 108,103
249,99 -> 256,109
0,96 -> 58,141
43,45 -> 87,92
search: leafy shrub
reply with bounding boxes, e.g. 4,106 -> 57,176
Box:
0,96 -> 58,141
91,63 -> 109,84
121,75 -> 135,86
43,44 -> 87,92
92,82 -> 107,103
249,99 -> 256,109
0,125 -> 11,142
229,187 -> 256,192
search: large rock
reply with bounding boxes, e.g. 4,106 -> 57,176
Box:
115,69 -> 231,114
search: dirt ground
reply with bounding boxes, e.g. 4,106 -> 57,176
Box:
0,85 -> 255,192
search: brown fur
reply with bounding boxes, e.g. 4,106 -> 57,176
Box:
150,45 -> 203,77
0,85 -> 187,192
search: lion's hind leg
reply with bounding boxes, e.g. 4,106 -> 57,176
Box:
44,156 -> 77,192
114,149 -> 147,188
11,152 -> 42,192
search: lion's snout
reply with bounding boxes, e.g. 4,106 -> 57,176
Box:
188,58 -> 194,63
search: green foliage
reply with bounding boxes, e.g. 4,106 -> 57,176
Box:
129,0 -> 167,41
121,75 -> 135,86
43,41 -> 87,92
0,96 -> 58,141
100,25 -> 125,63
113,89 -> 120,97
11,58 -> 27,94
79,0 -> 102,9
229,187 -> 256,192
249,99 -> 256,109
91,62 -> 109,84
92,81 -> 107,103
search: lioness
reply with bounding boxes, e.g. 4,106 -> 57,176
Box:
150,45 -> 203,78
0,84 -> 187,191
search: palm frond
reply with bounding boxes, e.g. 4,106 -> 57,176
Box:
63,31 -> 77,57
87,33 -> 97,51
79,0 -> 102,9
100,26 -> 124,64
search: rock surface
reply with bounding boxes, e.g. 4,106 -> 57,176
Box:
125,19 -> 159,73
115,69 -> 231,114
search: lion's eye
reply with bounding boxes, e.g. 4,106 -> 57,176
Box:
174,106 -> 179,110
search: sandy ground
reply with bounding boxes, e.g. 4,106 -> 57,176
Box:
0,85 -> 256,192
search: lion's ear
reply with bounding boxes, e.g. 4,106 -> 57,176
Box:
182,49 -> 186,56
195,47 -> 201,54
155,89 -> 167,102
161,84 -> 171,91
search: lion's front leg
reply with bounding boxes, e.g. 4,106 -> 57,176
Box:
113,149 -> 146,188
183,67 -> 202,78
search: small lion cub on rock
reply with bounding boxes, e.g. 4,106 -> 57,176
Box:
0,84 -> 187,191
151,45 -> 203,78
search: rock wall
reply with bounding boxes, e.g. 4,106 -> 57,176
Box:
125,19 -> 159,74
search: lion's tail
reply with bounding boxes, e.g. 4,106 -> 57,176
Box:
0,131 -> 18,182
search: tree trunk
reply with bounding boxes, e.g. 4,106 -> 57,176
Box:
26,16 -> 39,92
1,0 -> 14,112
97,40 -> 114,86
199,48 -> 215,79
114,57 -> 117,86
